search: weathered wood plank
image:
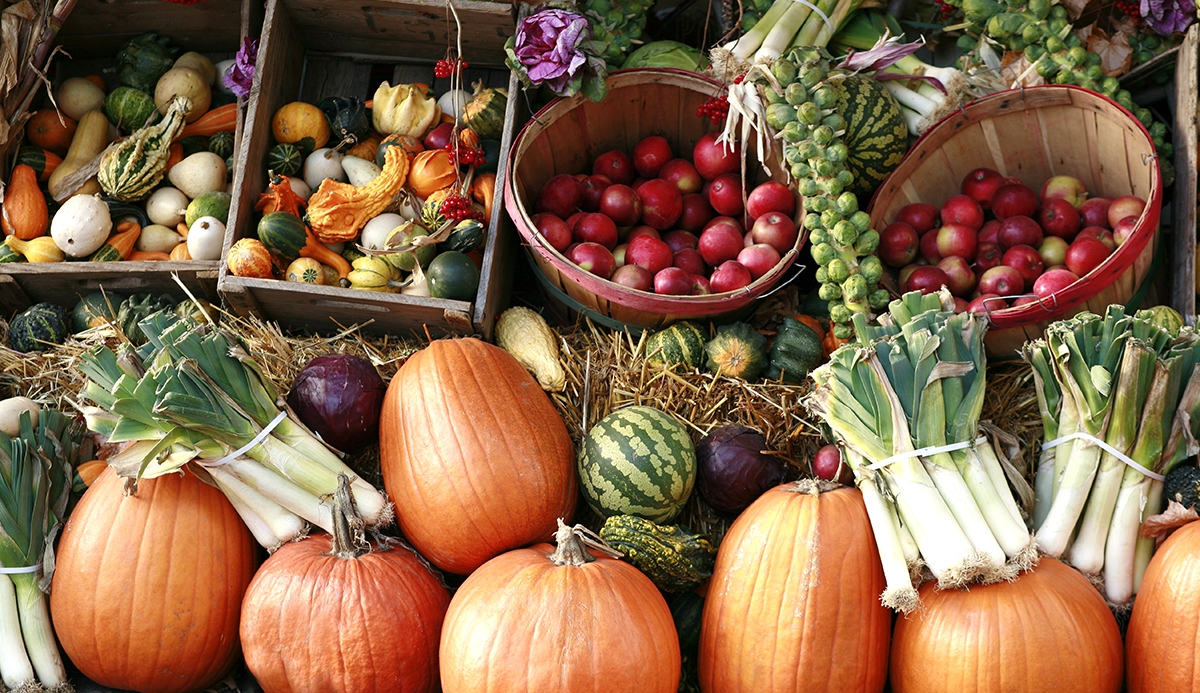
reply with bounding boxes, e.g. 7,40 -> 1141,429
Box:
1171,24 -> 1198,323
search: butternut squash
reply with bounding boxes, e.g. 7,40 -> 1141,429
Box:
1,165 -> 49,239
49,110 -> 113,202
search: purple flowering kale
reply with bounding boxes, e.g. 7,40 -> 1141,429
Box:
222,37 -> 259,99
1140,0 -> 1195,36
505,8 -> 609,102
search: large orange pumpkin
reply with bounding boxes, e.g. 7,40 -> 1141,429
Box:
1125,520 -> 1200,692
439,520 -> 681,692
698,480 -> 890,693
50,466 -> 257,693
379,337 -> 577,574
890,556 -> 1123,693
240,479 -> 451,693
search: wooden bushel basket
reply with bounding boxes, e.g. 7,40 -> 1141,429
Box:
869,85 -> 1162,359
504,68 -> 806,331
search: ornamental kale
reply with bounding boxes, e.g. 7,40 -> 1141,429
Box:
222,37 -> 259,99
505,8 -> 609,102
1140,0 -> 1196,36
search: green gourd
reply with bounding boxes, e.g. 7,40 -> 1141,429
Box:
599,514 -> 716,593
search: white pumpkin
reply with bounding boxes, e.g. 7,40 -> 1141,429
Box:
187,216 -> 225,261
0,397 -> 39,437
145,187 -> 190,227
360,213 -> 406,251
50,194 -> 112,257
302,148 -> 347,191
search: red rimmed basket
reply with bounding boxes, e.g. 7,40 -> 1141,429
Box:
868,85 -> 1162,359
504,68 -> 806,331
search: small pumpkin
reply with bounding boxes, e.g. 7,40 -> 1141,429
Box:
408,149 -> 457,199
227,238 -> 277,279
375,133 -> 423,168
24,109 -> 77,156
705,322 -> 768,381
460,81 -> 508,141
272,101 -> 330,154
346,134 -> 380,162
1126,520 -> 1200,692
286,257 -> 324,284
1,164 -> 49,239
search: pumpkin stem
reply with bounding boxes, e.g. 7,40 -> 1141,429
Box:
326,474 -> 371,560
787,478 -> 839,495
548,518 -> 623,567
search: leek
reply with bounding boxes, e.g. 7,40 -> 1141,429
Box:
844,447 -> 919,613
724,0 -> 794,63
754,1 -> 813,62
1023,339 -> 1062,527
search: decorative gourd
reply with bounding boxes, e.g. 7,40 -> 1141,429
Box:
15,146 -> 62,182
104,86 -> 158,132
347,255 -> 396,291
25,109 -> 76,156
1125,520 -> 1200,692
372,82 -> 440,138
298,228 -> 350,284
375,133 -> 423,168
439,520 -> 681,693
87,222 -> 142,262
98,96 -> 193,201
186,216 -> 225,261
0,244 -> 23,263
285,257 -> 324,284
460,82 -> 508,141
599,514 -> 717,592
670,591 -> 705,656
891,557 -> 1122,693
227,238 -> 276,279
578,405 -> 696,522
185,191 -> 232,227
129,250 -> 170,261
408,149 -> 457,199
207,130 -> 235,160
102,196 -> 152,229
51,466 -> 256,693
266,143 -> 302,177
346,134 -> 380,162
178,102 -> 238,139
317,96 -> 372,146
115,32 -> 178,91
705,322 -> 768,381
379,338 -> 578,574
272,101 -> 330,154
240,478 -> 451,693
340,155 -> 382,187
420,188 -> 454,230
257,211 -> 308,261
48,109 -> 112,202
765,317 -> 824,383
256,175 -> 306,217
471,172 -> 496,220
426,251 -> 479,301
6,236 -> 64,263
7,302 -> 69,353
646,321 -> 707,369
439,218 -> 485,254
73,291 -> 122,332
305,146 -> 411,243
495,306 -> 566,391
50,194 -> 112,257
116,293 -> 175,344
699,481 -> 891,693
1,164 -> 48,239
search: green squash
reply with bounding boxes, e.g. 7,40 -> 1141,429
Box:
426,251 -> 479,301
438,219 -> 485,254
0,244 -> 24,264
115,32 -> 178,91
705,322 -> 769,381
668,591 -> 705,656
461,83 -> 508,141
266,143 -> 302,177
257,211 -> 308,261
207,131 -> 236,160
187,191 -> 233,227
8,303 -> 70,353
104,86 -> 158,133
765,317 -> 824,384
101,197 -> 152,229
646,321 -> 707,369
317,96 -> 372,146
477,139 -> 502,175
598,514 -> 716,592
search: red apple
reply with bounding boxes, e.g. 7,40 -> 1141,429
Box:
536,174 -> 584,218
898,263 -> 922,288
745,181 -> 796,220
738,243 -> 782,280
569,242 -> 616,278
997,215 -> 1043,250
978,219 -> 1002,245
626,235 -> 674,275
660,158 -> 703,195
698,223 -> 746,267
638,179 -> 684,230
611,263 -> 653,291
936,222 -> 979,261
579,175 -> 611,212
953,297 -> 970,313
709,260 -> 753,293
566,211 -> 586,233
1040,174 -> 1088,208
991,182 -> 1040,219
961,167 -> 1007,210
423,122 -> 455,150
974,241 -> 1003,273
679,193 -> 716,231
690,275 -> 712,295
879,221 -> 919,268
978,265 -> 1025,297
1033,268 -> 1080,298
906,266 -> 951,295
749,212 -> 798,254
1038,197 -> 1082,240
920,230 -> 942,264
812,444 -> 853,485
531,213 -> 573,253
663,230 -> 699,253
1076,226 -> 1115,251
896,203 -> 940,234
693,133 -> 740,181
672,248 -> 707,276
574,213 -> 619,249
598,184 -> 642,226
1002,244 -> 1045,287
1112,216 -> 1140,247
592,149 -> 635,186
625,225 -> 661,244
1107,195 -> 1146,228
1037,236 -> 1069,268
704,216 -> 744,234
1065,236 -> 1111,277
967,293 -> 1005,314
633,135 -> 673,178
940,194 -> 985,230
1012,295 -> 1043,307
708,173 -> 744,217
653,266 -> 693,295
1079,197 -> 1113,229
613,243 -> 627,267
937,255 -> 977,297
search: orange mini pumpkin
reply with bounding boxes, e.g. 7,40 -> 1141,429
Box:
408,149 -> 457,199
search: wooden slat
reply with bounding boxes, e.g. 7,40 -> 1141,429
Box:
1172,24 -> 1199,323
55,0 -> 246,56
0,262 -> 221,306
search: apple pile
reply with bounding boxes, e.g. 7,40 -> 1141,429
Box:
879,168 -> 1148,314
528,134 -> 800,296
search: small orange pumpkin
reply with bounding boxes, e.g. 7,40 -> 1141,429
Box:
1126,519 -> 1200,692
1,164 -> 49,239
408,149 -> 457,199
271,102 -> 329,152
227,238 -> 276,278
346,134 -> 380,162
25,109 -> 77,155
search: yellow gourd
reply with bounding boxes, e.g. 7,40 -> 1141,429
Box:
494,306 -> 566,392
285,257 -> 325,284
6,236 -> 65,263
48,110 -> 113,202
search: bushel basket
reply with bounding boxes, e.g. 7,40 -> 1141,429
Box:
504,68 -> 806,331
869,85 -> 1162,358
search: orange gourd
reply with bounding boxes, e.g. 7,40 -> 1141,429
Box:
227,238 -> 275,278
1,164 -> 49,239
299,227 -> 350,283
129,250 -> 170,261
170,241 -> 192,260
177,102 -> 238,139
472,172 -> 495,222
379,338 -> 578,575
408,149 -> 456,199
50,466 -> 257,693
25,109 -> 77,155
698,480 -> 890,693
439,520 -> 680,693
75,460 -> 108,486
890,556 -> 1123,693
1126,520 -> 1200,692
255,174 -> 307,217
103,221 -> 143,260
346,134 -> 380,161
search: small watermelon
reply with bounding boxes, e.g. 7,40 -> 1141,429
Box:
266,143 -> 302,177
8,303 -> 70,353
72,291 -> 123,333
645,321 -> 707,369
208,131 -> 235,160
186,191 -> 232,226
836,74 -> 908,200
578,405 -> 697,522
1135,306 -> 1185,337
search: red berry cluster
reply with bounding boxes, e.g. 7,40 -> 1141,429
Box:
932,0 -> 957,17
697,95 -> 730,124
444,140 -> 485,167
439,193 -> 484,223
434,59 -> 467,78
1114,0 -> 1143,25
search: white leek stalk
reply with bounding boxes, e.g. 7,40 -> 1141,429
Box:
0,576 -> 34,690
845,448 -> 919,613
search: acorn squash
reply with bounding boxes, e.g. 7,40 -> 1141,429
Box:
705,322 -> 768,381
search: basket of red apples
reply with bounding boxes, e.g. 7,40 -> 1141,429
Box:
504,68 -> 804,329
868,85 -> 1161,358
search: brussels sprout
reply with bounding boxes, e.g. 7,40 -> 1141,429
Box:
804,214 -> 824,231
772,59 -> 798,85
811,86 -> 838,110
815,266 -> 829,283
869,289 -> 891,310
836,192 -> 859,216
811,243 -> 837,266
820,177 -> 844,196
841,274 -> 868,301
827,258 -> 850,283
812,159 -> 834,177
859,255 -> 883,284
832,220 -> 859,245
799,65 -> 827,88
849,211 -> 872,232
820,208 -> 843,230
796,101 -> 822,125
786,82 -> 810,106
826,142 -> 849,164
821,113 -> 846,132
809,228 -> 831,246
854,228 -> 879,255
797,175 -> 818,194
812,125 -> 835,146
832,321 -> 854,339
819,281 -> 843,301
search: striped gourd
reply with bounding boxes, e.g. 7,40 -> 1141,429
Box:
645,321 -> 706,369
705,322 -> 768,381
460,83 -> 508,141
15,146 -> 62,182
8,302 -> 69,353
599,514 -> 716,592
207,131 -> 235,160
98,95 -> 192,201
266,143 -> 302,177
836,74 -> 907,199
578,405 -> 696,522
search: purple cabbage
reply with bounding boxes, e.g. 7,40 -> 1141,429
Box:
505,8 -> 609,101
222,37 -> 259,99
286,354 -> 386,453
696,425 -> 787,516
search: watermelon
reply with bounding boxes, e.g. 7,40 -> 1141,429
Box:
645,321 -> 706,369
207,131 -> 235,160
836,74 -> 908,200
426,251 -> 479,301
1135,306 -> 1185,337
577,405 -> 697,522
257,211 -> 308,261
186,191 -> 232,226
8,303 -> 69,353
266,143 -> 302,177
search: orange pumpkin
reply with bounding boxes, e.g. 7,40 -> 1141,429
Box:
25,109 -> 77,155
439,520 -> 680,692
50,466 -> 257,693
890,556 -> 1123,693
1126,520 -> 1200,692
408,149 -> 457,199
271,101 -> 329,151
1,164 -> 49,239
698,480 -> 890,693
379,338 -> 578,574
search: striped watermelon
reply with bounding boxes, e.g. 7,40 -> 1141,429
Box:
836,74 -> 907,200
646,321 -> 706,369
578,405 -> 696,522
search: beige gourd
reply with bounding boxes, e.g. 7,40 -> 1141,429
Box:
494,306 -> 566,392
48,110 -> 113,202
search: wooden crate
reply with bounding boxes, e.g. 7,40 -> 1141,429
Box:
1170,24 -> 1198,323
219,0 -> 519,339
0,0 -> 261,315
